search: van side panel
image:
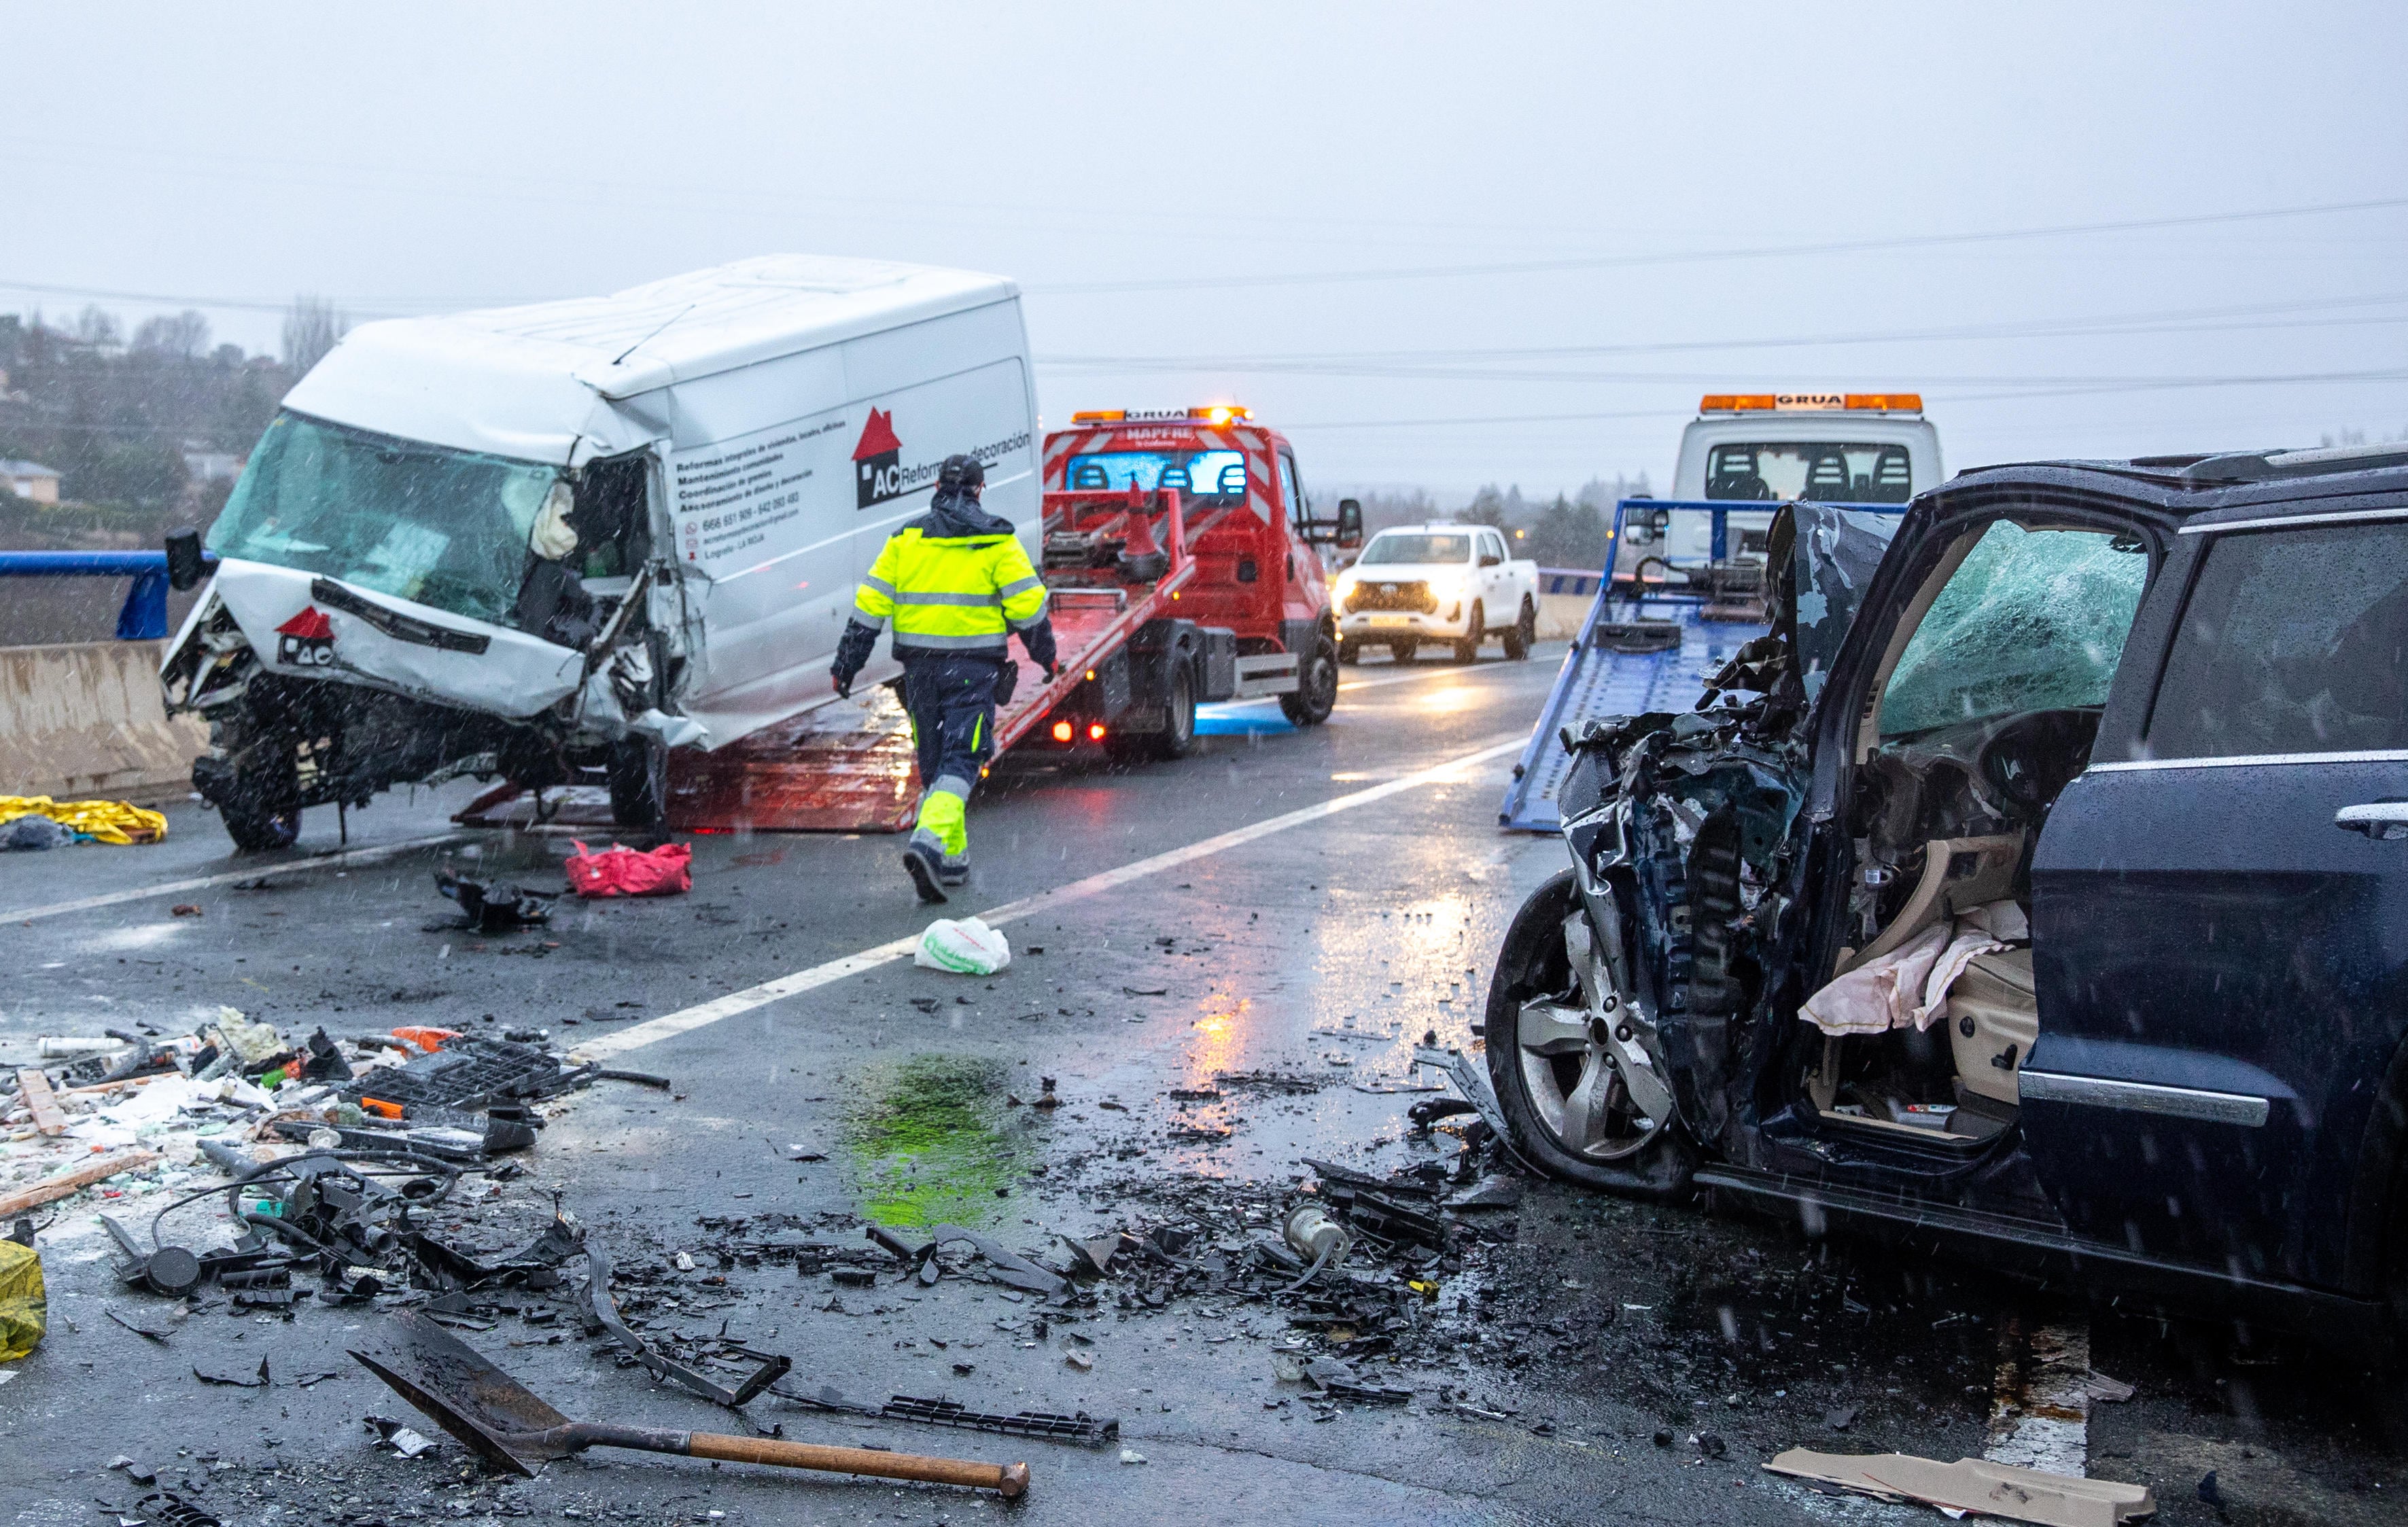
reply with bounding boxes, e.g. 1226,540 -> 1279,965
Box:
665,301 -> 1036,748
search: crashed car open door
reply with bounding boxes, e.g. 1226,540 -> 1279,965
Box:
2024,504 -> 2408,1291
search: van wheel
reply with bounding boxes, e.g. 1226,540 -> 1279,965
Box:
1280,636 -> 1339,726
1486,871 -> 1696,1198
215,748 -> 302,853
1337,637 -> 1362,666
1111,662 -> 1197,762
607,737 -> 669,828
1503,597 -> 1535,660
1454,602 -> 1485,664
221,794 -> 302,854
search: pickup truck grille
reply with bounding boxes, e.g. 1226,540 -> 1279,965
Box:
1346,579 -> 1435,613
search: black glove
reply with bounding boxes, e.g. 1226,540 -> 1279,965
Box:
830,617 -> 880,699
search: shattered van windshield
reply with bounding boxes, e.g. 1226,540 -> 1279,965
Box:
1878,521 -> 2148,738
208,410 -> 558,627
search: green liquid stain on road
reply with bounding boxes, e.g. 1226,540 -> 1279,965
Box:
845,1053 -> 1030,1227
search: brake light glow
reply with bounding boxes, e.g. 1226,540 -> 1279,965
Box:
1051,720 -> 1075,743
1087,722 -> 1107,741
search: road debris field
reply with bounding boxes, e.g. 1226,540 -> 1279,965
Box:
5,645 -> 2405,1527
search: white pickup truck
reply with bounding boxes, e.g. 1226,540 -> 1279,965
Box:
1333,522 -> 1539,664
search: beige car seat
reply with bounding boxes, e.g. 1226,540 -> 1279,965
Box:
1948,946 -> 2037,1104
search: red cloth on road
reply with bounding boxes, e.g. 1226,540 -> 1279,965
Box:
565,840 -> 692,898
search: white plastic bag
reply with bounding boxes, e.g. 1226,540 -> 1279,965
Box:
915,916 -> 1011,976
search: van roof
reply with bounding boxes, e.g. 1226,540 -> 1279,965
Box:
285,256 -> 1018,465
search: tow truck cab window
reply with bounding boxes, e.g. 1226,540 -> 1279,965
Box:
2145,521 -> 2408,758
1278,451 -> 1307,532
1877,521 -> 2149,739
1064,448 -> 1249,509
1707,442 -> 1913,504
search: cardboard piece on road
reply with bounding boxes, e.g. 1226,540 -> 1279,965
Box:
0,1148 -> 160,1218
1765,1449 -> 2155,1526
16,1068 -> 66,1135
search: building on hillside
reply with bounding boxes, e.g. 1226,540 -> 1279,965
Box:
181,450 -> 246,484
0,459 -> 62,504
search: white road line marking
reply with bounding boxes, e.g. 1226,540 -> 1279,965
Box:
1984,1314 -> 2093,1478
0,832 -> 468,926
573,732 -> 1527,1061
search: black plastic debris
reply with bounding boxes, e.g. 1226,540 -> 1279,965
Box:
302,1026 -> 355,1083
343,1036 -> 595,1114
778,1382 -> 1118,1447
100,1213 -> 203,1296
577,1242 -> 790,1407
194,1356 -> 271,1386
1445,1174 -> 1526,1210
108,1455 -> 158,1486
867,1223 -> 1070,1298
434,871 -> 557,932
1297,1356 -> 1412,1405
135,1492 -> 222,1527
1303,1157 -> 1446,1252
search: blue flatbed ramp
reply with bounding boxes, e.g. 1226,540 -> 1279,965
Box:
1498,497 -> 1906,832
1498,601 -> 1765,832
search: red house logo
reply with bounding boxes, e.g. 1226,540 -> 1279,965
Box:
854,408 -> 905,509
275,605 -> 335,667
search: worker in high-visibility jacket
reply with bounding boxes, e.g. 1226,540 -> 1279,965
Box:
831,454 -> 1058,902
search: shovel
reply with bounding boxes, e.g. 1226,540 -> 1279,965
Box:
351,1312 -> 1028,1498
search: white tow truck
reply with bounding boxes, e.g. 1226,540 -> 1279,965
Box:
1333,522 -> 1541,664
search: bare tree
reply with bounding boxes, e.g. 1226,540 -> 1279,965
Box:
133,309 -> 211,358
72,304 -> 122,348
282,295 -> 348,374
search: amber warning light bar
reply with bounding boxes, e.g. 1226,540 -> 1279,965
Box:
1070,406 -> 1253,426
1698,393 -> 1922,415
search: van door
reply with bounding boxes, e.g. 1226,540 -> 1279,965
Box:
2025,514 -> 2408,1287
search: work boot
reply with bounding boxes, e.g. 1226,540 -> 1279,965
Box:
938,854 -> 970,888
902,837 -> 947,905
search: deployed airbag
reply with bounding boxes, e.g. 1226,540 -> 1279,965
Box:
1800,900 -> 2027,1036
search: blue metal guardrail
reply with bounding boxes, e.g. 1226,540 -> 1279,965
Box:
1499,499 -> 1908,832
0,550 -> 217,640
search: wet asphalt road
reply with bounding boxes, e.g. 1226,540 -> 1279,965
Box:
5,640 -> 2405,1527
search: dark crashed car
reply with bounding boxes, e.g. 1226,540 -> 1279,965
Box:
1485,446 -> 2408,1350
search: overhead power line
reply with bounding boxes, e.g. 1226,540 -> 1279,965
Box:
1027,194 -> 2408,296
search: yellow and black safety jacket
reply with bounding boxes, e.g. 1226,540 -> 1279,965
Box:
833,490 -> 1057,671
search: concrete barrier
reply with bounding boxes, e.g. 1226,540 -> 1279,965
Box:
0,641 -> 209,805
1535,593 -> 1592,641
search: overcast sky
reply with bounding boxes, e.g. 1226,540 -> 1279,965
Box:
8,3 -> 2405,496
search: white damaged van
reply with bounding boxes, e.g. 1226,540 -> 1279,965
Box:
162,256 -> 1038,849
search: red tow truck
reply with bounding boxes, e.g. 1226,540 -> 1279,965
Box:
472,405 -> 1356,832
1035,404 -> 1355,745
